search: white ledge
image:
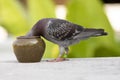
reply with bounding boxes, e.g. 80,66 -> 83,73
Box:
0,57 -> 120,80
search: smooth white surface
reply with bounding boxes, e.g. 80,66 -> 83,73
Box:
0,58 -> 120,80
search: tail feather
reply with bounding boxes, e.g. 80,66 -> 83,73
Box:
76,28 -> 108,40
84,28 -> 108,37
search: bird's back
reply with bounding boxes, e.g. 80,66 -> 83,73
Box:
42,18 -> 107,47
46,19 -> 84,41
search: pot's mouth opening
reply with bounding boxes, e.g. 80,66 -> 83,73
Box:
17,36 -> 40,39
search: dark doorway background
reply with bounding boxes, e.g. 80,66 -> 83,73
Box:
103,0 -> 120,3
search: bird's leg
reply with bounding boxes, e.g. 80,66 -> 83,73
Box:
65,47 -> 69,55
47,46 -> 67,62
53,47 -> 69,62
55,46 -> 66,62
58,46 -> 65,57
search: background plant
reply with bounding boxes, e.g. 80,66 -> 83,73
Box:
0,0 -> 119,58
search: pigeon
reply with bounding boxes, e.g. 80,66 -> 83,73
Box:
25,18 -> 107,62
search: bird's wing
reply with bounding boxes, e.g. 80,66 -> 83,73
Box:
47,19 -> 84,41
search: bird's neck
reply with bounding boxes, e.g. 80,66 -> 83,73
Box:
25,25 -> 43,37
25,19 -> 48,37
25,29 -> 34,37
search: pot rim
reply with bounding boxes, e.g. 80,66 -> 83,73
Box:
17,36 -> 40,39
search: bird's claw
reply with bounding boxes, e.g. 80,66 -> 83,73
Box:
46,58 -> 68,62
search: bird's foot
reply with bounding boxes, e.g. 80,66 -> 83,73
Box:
47,58 -> 68,62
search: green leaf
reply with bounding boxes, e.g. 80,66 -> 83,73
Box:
0,0 -> 29,36
27,0 -> 56,25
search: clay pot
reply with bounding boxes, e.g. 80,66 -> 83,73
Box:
13,36 -> 45,63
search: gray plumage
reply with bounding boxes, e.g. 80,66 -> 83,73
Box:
26,18 -> 107,57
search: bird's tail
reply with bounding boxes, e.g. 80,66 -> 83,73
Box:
84,28 -> 108,37
77,28 -> 108,40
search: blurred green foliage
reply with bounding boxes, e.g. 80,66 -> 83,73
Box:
0,0 -> 56,58
66,0 -> 120,57
0,0 -> 120,57
0,0 -> 29,36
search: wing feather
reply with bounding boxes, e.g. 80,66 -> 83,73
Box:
47,19 -> 84,41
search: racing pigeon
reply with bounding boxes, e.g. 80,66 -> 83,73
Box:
25,18 -> 107,62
